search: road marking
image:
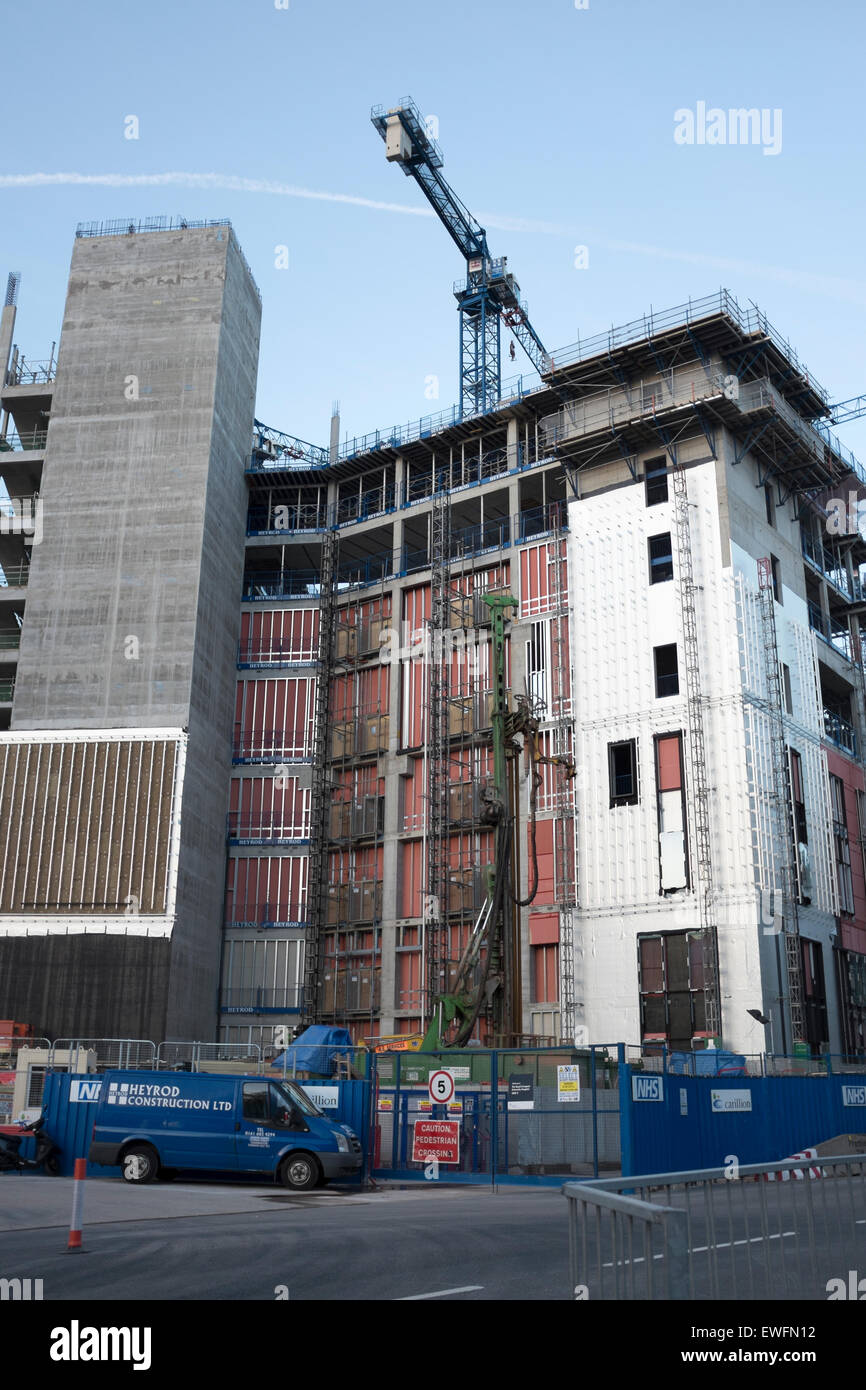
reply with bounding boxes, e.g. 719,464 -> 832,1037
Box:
397,1285 -> 484,1300
603,1231 -> 796,1268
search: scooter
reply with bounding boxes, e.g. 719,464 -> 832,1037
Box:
0,1115 -> 61,1174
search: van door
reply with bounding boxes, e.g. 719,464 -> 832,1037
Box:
236,1081 -> 307,1173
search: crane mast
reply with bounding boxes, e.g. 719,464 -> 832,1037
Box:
371,98 -> 550,419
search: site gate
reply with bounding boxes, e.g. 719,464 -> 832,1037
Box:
370,1045 -> 621,1185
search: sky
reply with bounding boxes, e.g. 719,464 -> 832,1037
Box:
1,0 -> 865,457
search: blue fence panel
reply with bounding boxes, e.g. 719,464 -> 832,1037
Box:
621,1065 -> 866,1176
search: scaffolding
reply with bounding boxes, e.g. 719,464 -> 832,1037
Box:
757,557 -> 806,1047
321,573 -> 390,1031
303,526 -> 338,1024
424,479 -> 452,1022
672,461 -> 722,1041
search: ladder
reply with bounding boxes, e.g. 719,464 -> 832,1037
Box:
672,462 -> 721,1039
303,526 -> 338,1024
549,505 -> 578,1042
757,557 -> 805,1046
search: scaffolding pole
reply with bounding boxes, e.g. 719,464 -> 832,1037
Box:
672,462 -> 722,1041
549,506 -> 578,1043
757,557 -> 806,1047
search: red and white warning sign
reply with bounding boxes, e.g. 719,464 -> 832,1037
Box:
411,1119 -> 460,1165
428,1070 -> 455,1104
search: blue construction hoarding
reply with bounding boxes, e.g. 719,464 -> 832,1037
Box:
620,1064 -> 866,1175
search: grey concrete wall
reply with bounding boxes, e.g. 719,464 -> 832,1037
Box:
168,232 -> 261,1038
4,225 -> 261,1042
12,225 -> 251,729
0,933 -> 171,1040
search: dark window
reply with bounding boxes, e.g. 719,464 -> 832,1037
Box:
638,931 -> 708,1051
654,644 -> 679,697
781,663 -> 793,715
770,553 -> 781,603
242,1081 -> 296,1127
800,938 -> 829,1055
645,457 -> 668,506
648,533 -> 674,584
609,739 -> 638,806
765,483 -> 775,527
788,747 -> 810,904
242,1082 -> 269,1122
830,774 -> 854,916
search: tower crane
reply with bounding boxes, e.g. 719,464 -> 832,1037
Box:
827,395 -> 866,426
371,97 -> 551,420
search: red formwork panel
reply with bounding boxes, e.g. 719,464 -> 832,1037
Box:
234,675 -> 316,759
225,855 -> 308,925
519,538 -> 567,618
239,607 -> 319,663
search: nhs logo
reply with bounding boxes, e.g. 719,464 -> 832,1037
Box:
632,1075 -> 664,1102
69,1080 -> 103,1104
842,1085 -> 866,1107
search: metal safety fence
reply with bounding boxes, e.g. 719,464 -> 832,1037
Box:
373,1046 -> 621,1184
563,1153 -> 866,1300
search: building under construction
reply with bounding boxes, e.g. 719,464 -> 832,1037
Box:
2,188 -> 866,1057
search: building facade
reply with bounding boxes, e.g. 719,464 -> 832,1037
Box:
2,227 -> 865,1058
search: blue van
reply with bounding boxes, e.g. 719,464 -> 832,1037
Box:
88,1071 -> 362,1190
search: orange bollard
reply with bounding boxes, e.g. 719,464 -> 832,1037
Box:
67,1157 -> 86,1251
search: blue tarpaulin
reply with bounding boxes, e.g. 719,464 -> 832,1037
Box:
668,1049 -> 747,1076
270,1026 -> 354,1077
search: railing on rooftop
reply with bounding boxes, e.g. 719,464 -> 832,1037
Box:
332,288 -> 835,463
76,216 -> 231,238
5,348 -> 56,387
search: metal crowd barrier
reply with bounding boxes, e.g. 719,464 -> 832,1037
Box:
563,1153 -> 866,1300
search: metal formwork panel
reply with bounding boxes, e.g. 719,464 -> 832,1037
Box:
0,732 -> 181,918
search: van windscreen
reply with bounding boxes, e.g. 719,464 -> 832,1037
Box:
277,1080 -> 323,1117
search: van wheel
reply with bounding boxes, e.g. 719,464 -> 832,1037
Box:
280,1153 -> 320,1191
121,1144 -> 158,1184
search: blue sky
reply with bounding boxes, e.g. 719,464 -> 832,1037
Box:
2,0 -> 865,456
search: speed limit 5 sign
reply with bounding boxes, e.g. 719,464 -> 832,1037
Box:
428,1070 -> 455,1104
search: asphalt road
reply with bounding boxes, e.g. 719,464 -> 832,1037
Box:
0,1178 -> 569,1301
2,1173 -> 863,1302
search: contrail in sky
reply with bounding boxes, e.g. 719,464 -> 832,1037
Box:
1,170 -> 863,305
